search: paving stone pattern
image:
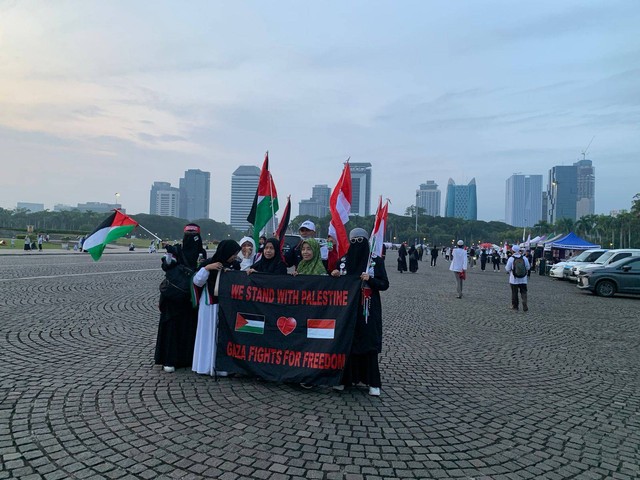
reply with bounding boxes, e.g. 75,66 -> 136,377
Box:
1,252 -> 639,479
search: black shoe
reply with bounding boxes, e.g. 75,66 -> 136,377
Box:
300,383 -> 313,389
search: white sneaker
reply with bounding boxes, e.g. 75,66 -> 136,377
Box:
332,385 -> 345,391
368,387 -> 381,396
163,366 -> 175,373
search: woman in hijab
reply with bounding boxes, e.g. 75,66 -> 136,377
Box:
397,242 -> 408,273
331,228 -> 389,396
248,237 -> 288,275
237,236 -> 257,271
192,239 -> 241,376
155,223 -> 206,373
294,238 -> 327,275
408,244 -> 419,273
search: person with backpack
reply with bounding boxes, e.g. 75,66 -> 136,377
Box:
505,245 -> 530,311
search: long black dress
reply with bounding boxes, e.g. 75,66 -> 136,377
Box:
340,241 -> 390,388
154,229 -> 206,369
397,244 -> 408,272
408,246 -> 419,273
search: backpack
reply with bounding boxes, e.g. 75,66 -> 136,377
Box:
159,249 -> 195,301
512,256 -> 527,278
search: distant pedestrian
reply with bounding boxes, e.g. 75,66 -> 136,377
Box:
480,249 -> 488,271
37,234 -> 43,252
492,250 -> 501,271
408,245 -> 419,273
449,240 -> 468,298
505,245 -> 530,311
397,243 -> 408,273
430,245 -> 438,267
24,235 -> 31,251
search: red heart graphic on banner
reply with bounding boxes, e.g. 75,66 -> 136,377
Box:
277,316 -> 296,336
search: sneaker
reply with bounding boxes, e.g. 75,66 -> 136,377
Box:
523,305 -> 528,312
368,387 -> 381,397
510,306 -> 518,311
163,366 -> 175,373
300,383 -> 313,389
332,385 -> 345,391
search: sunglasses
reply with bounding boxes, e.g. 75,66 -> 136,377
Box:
350,237 -> 366,243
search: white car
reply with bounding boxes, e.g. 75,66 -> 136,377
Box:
549,249 -> 608,280
573,249 -> 640,277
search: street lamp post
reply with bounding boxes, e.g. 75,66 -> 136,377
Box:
415,192 -> 419,232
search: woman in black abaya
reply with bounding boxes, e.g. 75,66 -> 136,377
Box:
397,242 -> 408,273
331,228 -> 389,396
154,224 -> 206,372
408,245 -> 419,273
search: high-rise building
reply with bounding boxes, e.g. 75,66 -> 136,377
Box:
179,169 -> 210,221
299,184 -> 331,218
575,159 -> 595,219
349,163 -> 372,216
445,178 -> 477,220
505,174 -> 543,227
150,181 -> 180,217
77,202 -> 124,213
547,166 -> 577,224
546,159 -> 596,223
230,165 -> 260,231
416,180 -> 441,217
16,202 -> 44,212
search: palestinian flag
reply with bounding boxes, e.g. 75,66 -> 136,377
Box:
235,312 -> 265,334
274,195 -> 291,259
83,210 -> 138,261
247,152 -> 279,244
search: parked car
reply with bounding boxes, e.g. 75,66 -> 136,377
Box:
563,249 -> 609,281
577,256 -> 640,297
549,249 -> 608,280
573,249 -> 640,277
281,234 -> 301,256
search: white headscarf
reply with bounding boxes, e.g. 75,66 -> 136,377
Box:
238,236 -> 257,271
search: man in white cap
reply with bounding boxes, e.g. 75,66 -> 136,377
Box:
449,240 -> 468,298
284,220 -> 316,270
505,245 -> 530,311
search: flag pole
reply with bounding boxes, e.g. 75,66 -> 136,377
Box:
112,208 -> 161,241
267,150 -> 277,235
137,223 -> 162,241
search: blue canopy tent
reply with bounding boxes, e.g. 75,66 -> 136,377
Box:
550,232 -> 600,250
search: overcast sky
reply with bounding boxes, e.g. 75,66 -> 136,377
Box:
1,1 -> 639,223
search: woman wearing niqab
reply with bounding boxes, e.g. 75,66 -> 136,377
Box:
408,245 -> 419,273
332,228 -> 389,396
192,239 -> 241,376
155,224 -> 206,372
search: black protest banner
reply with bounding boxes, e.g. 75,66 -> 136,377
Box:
216,271 -> 361,385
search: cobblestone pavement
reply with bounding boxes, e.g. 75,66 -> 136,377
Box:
1,252 -> 639,480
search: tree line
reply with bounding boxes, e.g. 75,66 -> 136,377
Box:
1,192 -> 638,248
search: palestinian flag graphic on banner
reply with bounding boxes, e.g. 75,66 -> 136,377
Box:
247,152 -> 279,244
235,312 -> 265,334
83,210 -> 138,261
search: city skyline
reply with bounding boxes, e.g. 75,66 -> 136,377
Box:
1,2 -> 639,222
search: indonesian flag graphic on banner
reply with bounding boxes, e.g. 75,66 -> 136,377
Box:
369,196 -> 389,260
307,319 -> 336,339
247,152 -> 279,244
83,210 -> 138,261
328,161 -> 352,260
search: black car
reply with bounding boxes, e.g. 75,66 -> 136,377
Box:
577,256 -> 640,297
281,234 -> 301,256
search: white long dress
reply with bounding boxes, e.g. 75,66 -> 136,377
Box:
191,268 -> 227,376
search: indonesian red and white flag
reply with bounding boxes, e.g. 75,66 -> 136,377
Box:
369,196 -> 389,260
328,161 -> 352,260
